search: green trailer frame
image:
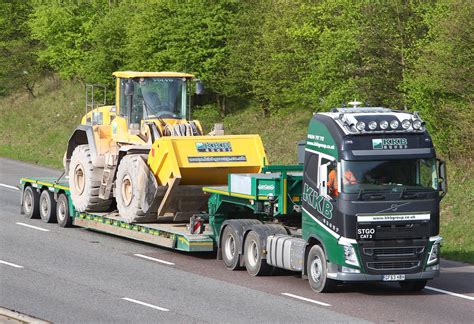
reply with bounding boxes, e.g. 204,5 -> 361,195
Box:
20,177 -> 215,252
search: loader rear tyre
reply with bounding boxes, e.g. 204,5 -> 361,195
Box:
307,245 -> 336,293
244,231 -> 272,276
57,193 -> 73,228
399,280 -> 427,291
39,190 -> 57,223
115,154 -> 151,223
222,226 -> 241,271
69,145 -> 112,212
22,186 -> 40,219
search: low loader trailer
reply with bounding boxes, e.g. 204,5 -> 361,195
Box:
20,104 -> 447,293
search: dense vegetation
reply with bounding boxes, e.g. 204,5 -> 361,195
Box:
0,0 -> 472,262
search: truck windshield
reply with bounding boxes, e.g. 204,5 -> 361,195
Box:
341,159 -> 438,193
130,77 -> 187,120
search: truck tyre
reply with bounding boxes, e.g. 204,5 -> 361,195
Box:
307,245 -> 336,293
22,186 -> 40,219
57,193 -> 73,227
244,230 -> 272,276
399,280 -> 427,291
39,190 -> 57,223
115,154 -> 155,223
69,145 -> 112,212
222,226 -> 241,270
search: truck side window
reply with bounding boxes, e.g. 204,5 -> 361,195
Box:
303,152 -> 319,188
320,158 -> 338,199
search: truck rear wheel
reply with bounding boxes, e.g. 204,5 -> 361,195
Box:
57,193 -> 73,227
69,145 -> 112,212
222,226 -> 241,270
399,280 -> 427,291
22,186 -> 40,219
244,230 -> 272,276
39,190 -> 57,223
307,245 -> 336,293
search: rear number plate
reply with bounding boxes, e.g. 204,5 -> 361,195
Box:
383,274 -> 406,281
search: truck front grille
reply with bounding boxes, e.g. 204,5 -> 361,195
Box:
363,246 -> 425,258
367,261 -> 420,271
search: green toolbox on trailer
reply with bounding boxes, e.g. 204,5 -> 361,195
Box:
19,104 -> 447,293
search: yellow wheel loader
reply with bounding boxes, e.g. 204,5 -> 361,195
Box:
64,71 -> 267,223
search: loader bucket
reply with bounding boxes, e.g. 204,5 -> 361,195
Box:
144,135 -> 267,220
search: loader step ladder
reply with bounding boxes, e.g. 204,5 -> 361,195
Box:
99,154 -> 117,200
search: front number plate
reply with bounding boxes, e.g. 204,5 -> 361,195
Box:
383,274 -> 406,281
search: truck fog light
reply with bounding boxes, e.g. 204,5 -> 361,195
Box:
413,119 -> 422,130
426,264 -> 440,271
379,120 -> 388,130
342,266 -> 360,273
356,121 -> 366,131
368,121 -> 377,130
402,119 -> 411,129
390,120 -> 399,129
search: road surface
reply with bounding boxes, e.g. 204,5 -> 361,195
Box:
1,157 -> 473,323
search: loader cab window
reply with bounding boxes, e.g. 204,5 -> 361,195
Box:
120,77 -> 187,122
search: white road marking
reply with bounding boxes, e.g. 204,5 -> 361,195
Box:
0,260 -> 24,268
16,222 -> 50,232
281,293 -> 331,307
0,183 -> 20,191
122,297 -> 169,312
134,253 -> 175,266
426,286 -> 474,301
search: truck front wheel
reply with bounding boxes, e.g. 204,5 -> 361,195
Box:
221,226 -> 241,270
307,245 -> 335,293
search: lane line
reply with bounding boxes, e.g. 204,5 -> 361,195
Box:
16,222 -> 50,232
122,297 -> 169,312
134,253 -> 175,266
0,183 -> 20,191
0,260 -> 24,268
426,286 -> 474,301
281,293 -> 331,307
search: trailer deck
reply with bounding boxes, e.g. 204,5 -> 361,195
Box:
20,177 -> 215,252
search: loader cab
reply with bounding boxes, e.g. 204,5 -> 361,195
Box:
112,71 -> 201,143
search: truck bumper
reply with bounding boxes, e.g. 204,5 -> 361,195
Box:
327,262 -> 440,282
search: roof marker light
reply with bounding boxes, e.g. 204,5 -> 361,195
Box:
402,119 -> 411,129
356,121 -> 366,131
368,121 -> 377,130
413,119 -> 422,130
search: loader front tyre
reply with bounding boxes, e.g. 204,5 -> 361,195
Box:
39,190 -> 57,223
221,226 -> 241,271
115,154 -> 153,223
22,186 -> 40,219
69,145 -> 112,212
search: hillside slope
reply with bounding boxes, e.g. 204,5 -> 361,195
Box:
0,80 -> 472,263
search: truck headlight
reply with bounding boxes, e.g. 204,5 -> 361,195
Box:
390,120 -> 399,129
413,119 -> 422,130
343,244 -> 360,267
356,121 -> 366,131
401,119 -> 411,129
427,242 -> 440,265
379,120 -> 389,130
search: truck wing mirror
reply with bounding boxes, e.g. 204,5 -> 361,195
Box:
437,158 -> 447,199
195,80 -> 204,95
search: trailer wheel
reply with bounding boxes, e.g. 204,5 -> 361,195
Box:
57,193 -> 72,228
69,145 -> 112,212
22,186 -> 40,219
307,245 -> 335,293
39,190 -> 57,223
222,226 -> 241,270
399,280 -> 427,291
244,230 -> 272,276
